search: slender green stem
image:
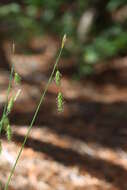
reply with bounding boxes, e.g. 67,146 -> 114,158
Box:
0,42 -> 15,132
0,65 -> 14,133
4,46 -> 64,190
3,66 -> 14,114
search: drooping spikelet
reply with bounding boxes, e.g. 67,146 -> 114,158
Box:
6,124 -> 12,141
57,92 -> 64,113
2,117 -> 12,141
3,117 -> 9,129
14,72 -> 21,84
55,70 -> 61,86
7,97 -> 14,113
61,34 -> 67,49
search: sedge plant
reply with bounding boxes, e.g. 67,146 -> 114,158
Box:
1,34 -> 66,190
0,43 -> 21,148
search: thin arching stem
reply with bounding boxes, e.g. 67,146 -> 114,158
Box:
4,40 -> 65,190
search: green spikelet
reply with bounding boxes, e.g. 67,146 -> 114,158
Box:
7,97 -> 14,113
14,72 -> 21,84
55,70 -> 61,86
3,117 -> 9,129
61,34 -> 67,49
6,124 -> 12,141
57,92 -> 64,113
2,117 -> 12,141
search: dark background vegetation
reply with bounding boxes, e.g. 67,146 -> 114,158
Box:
0,0 -> 127,76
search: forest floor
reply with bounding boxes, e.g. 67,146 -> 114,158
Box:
0,36 -> 127,190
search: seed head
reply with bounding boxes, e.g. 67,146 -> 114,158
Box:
55,70 -> 61,86
57,92 -> 64,113
6,124 -> 12,141
14,72 -> 21,84
61,34 -> 67,49
7,97 -> 14,113
3,117 -> 9,129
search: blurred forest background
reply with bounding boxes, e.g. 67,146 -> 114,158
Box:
0,0 -> 127,190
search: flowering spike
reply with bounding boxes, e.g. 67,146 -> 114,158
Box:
7,97 -> 14,113
57,92 -> 64,113
61,34 -> 67,49
3,117 -> 9,129
6,124 -> 12,141
14,72 -> 21,84
55,70 -> 61,86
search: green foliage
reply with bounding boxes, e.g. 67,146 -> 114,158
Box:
0,0 -> 127,76
0,3 -> 20,16
84,26 -> 127,64
107,0 -> 127,11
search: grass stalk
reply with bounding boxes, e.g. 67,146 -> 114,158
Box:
4,37 -> 65,190
0,65 -> 14,133
0,43 -> 15,133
